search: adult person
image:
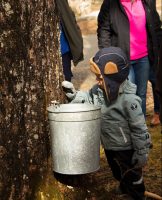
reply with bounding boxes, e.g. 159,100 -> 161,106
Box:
56,0 -> 84,81
97,0 -> 162,116
148,0 -> 160,125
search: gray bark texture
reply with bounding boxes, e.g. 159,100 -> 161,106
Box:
0,0 -> 64,199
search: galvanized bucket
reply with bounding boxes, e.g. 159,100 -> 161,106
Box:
47,103 -> 101,174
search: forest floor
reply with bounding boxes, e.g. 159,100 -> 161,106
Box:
34,3 -> 162,200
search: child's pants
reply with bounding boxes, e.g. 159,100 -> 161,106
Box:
104,149 -> 145,200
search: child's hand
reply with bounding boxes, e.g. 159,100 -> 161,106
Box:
131,151 -> 148,168
62,81 -> 76,100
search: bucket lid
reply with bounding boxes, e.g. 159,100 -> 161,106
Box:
47,103 -> 101,113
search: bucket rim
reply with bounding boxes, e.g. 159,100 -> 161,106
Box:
47,103 -> 101,113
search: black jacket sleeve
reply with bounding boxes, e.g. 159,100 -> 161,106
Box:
156,40 -> 162,122
97,0 -> 112,49
56,0 -> 84,66
150,0 -> 162,48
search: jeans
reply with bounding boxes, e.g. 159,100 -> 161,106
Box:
128,56 -> 150,116
149,67 -> 160,113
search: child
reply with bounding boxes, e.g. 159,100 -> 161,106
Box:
62,47 -> 151,200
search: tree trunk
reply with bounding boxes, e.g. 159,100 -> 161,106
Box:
0,0 -> 64,199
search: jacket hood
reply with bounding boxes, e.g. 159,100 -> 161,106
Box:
119,79 -> 137,94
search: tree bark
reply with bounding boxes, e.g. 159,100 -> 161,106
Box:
0,0 -> 64,199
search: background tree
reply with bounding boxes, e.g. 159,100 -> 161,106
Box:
0,0 -> 64,199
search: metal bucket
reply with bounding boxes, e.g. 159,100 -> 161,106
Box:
47,103 -> 101,175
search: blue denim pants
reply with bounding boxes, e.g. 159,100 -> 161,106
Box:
128,56 -> 150,116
